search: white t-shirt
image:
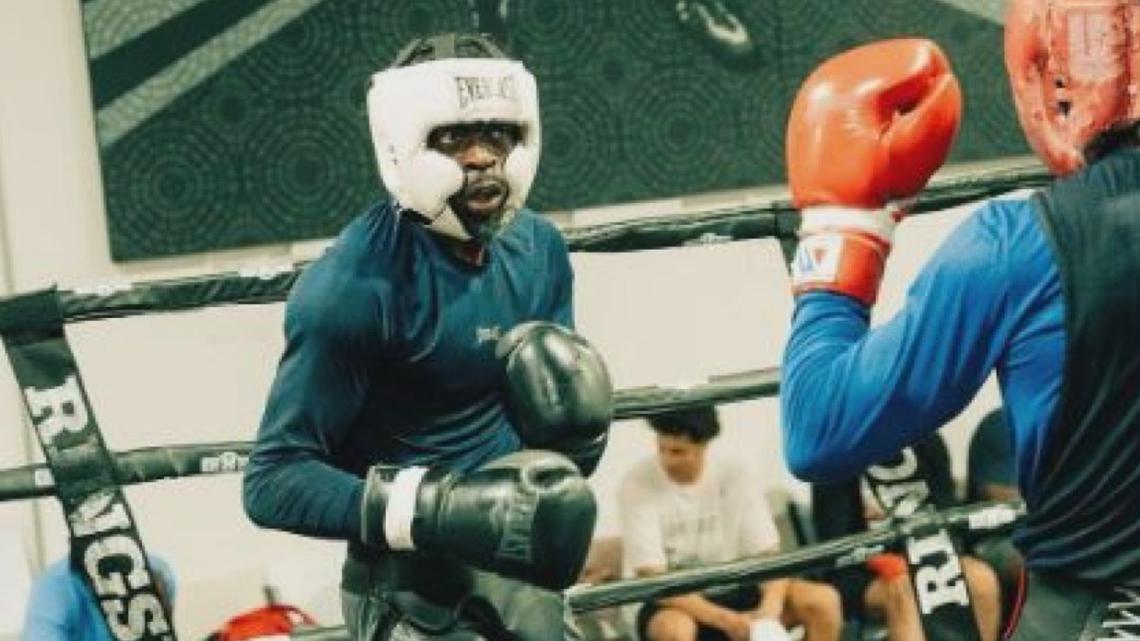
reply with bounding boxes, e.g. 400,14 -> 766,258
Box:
618,454 -> 781,577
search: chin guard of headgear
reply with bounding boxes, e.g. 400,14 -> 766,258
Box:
1004,0 -> 1140,176
366,37 -> 541,242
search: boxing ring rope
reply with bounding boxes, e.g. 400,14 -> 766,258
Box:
265,499 -> 1031,641
0,160 -> 1045,639
561,162 -> 1047,252
0,442 -> 251,501
0,369 -> 779,501
565,499 -> 1025,613
55,161 -> 1048,324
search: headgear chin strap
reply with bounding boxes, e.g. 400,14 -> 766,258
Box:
367,57 -> 541,241
1004,0 -> 1140,176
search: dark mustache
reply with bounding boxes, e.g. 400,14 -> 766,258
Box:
460,173 -> 508,196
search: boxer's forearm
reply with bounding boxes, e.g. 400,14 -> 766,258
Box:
243,453 -> 364,539
782,210 -> 1010,482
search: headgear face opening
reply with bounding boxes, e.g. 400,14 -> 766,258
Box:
367,33 -> 541,242
1004,0 -> 1140,176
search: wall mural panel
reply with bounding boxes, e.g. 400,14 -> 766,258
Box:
81,0 -> 1022,260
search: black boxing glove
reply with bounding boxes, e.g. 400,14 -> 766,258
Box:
359,450 -> 597,591
496,322 -> 613,476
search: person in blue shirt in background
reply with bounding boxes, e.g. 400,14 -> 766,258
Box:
780,1 -> 1140,639
242,32 -> 612,641
965,408 -> 1023,632
20,555 -> 175,641
965,409 -> 1019,507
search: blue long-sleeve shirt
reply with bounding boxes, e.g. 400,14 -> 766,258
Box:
20,557 -> 175,641
243,203 -> 574,540
782,195 -> 1063,506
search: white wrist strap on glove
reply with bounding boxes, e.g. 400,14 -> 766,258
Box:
383,466 -> 428,551
791,205 -> 902,305
798,205 -> 900,242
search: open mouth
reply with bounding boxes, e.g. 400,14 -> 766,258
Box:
464,181 -> 507,211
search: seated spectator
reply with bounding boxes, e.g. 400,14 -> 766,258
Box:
966,408 -> 1024,628
21,553 -> 176,641
812,433 -> 1001,641
619,405 -> 842,641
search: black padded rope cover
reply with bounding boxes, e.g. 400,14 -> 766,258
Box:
562,162 -> 1050,252
0,370 -> 778,502
567,499 -> 1024,613
61,264 -> 300,323
863,449 -> 981,641
0,288 -> 177,641
612,368 -> 780,418
213,502 -> 1024,641
53,164 -> 1049,324
215,502 -> 1023,641
0,442 -> 251,501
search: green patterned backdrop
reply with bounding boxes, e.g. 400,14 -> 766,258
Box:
82,0 -> 1023,261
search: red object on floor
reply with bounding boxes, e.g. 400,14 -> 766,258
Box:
207,603 -> 317,641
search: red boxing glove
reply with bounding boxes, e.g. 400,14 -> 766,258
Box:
786,38 -> 962,305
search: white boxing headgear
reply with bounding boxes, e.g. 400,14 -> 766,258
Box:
366,38 -> 541,241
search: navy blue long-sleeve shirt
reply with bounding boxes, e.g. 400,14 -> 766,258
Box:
243,202 -> 574,540
782,195 -> 1063,506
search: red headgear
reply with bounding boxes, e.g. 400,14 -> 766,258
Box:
1004,0 -> 1140,175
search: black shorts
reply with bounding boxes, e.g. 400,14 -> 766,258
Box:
341,546 -> 578,641
826,567 -> 875,620
635,585 -> 761,641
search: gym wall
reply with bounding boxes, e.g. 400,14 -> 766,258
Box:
0,2 -> 1005,639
